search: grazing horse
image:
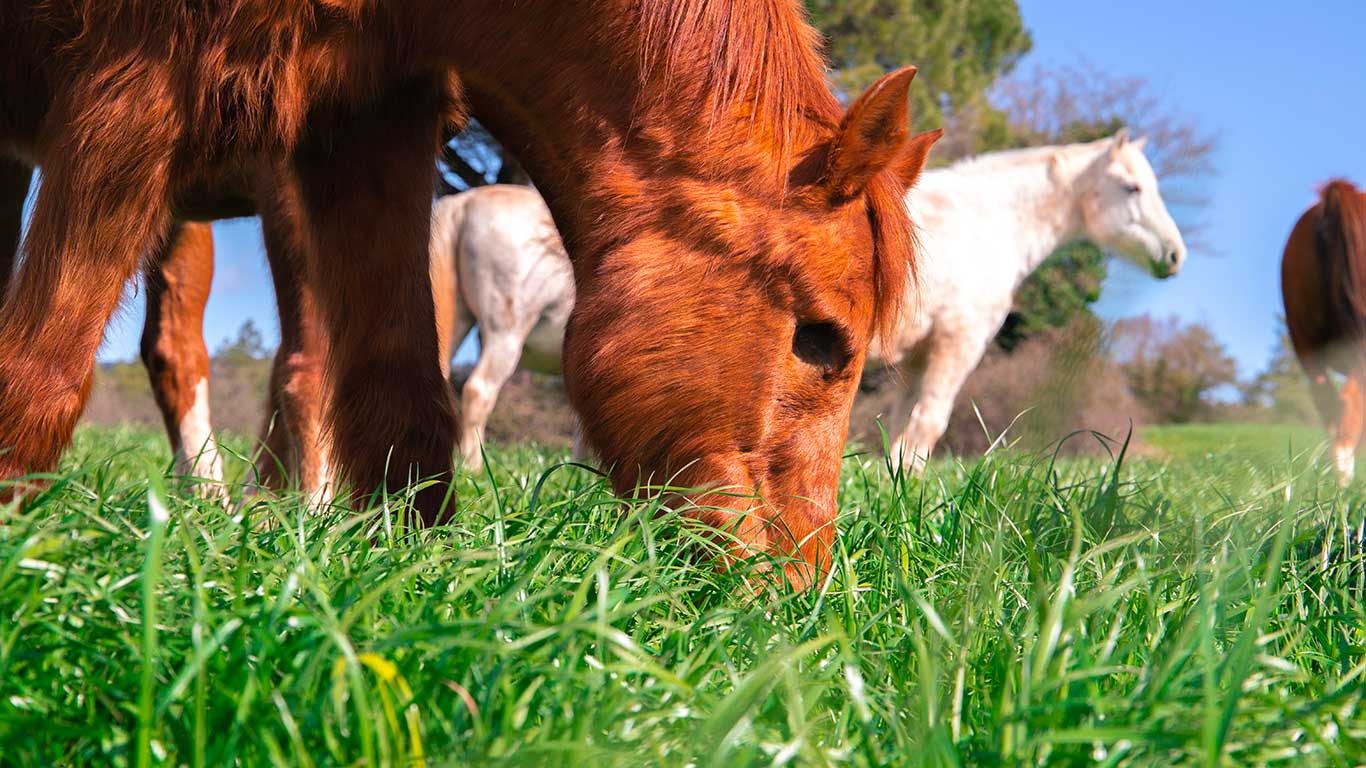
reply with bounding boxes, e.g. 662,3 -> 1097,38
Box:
871,131 -> 1187,470
429,185 -> 577,472
0,184 -> 328,497
0,175 -> 231,488
0,1 -> 936,586
1282,179 -> 1366,484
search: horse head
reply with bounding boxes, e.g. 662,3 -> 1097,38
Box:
1075,129 -> 1187,278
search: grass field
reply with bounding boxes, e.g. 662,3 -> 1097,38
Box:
2,423 -> 1364,765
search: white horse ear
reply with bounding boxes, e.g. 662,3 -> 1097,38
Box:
1048,152 -> 1069,183
1110,128 -> 1130,156
1132,135 -> 1150,152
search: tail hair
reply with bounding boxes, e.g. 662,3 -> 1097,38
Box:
1319,179 -> 1366,338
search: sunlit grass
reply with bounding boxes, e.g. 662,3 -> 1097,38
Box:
1,424 -> 1363,765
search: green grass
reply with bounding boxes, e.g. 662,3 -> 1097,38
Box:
2,423 -> 1364,765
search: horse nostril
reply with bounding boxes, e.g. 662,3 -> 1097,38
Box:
1166,250 -> 1180,265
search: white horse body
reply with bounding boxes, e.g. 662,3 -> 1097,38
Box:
873,131 -> 1187,470
429,185 -> 575,471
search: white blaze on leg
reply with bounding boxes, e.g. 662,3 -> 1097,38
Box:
177,377 -> 225,491
1334,443 -> 1355,486
304,435 -> 335,509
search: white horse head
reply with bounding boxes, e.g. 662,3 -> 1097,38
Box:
1071,129 -> 1187,278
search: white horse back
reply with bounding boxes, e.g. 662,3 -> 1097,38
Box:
432,185 -> 575,375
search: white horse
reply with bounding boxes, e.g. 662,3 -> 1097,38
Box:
873,130 -> 1187,470
429,184 -> 576,471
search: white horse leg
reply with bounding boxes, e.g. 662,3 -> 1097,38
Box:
890,331 -> 988,474
459,327 -> 533,472
1333,369 -> 1366,486
875,348 -> 926,454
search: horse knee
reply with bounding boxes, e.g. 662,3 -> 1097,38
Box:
462,373 -> 498,417
276,352 -> 323,415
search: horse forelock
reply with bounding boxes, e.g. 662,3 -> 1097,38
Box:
634,0 -> 839,174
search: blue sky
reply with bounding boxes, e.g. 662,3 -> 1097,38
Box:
88,2 -> 1365,377
1020,0 -> 1366,376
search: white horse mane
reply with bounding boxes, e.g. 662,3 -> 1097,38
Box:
943,138 -> 1109,175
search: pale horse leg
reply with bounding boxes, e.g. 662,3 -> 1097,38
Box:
889,326 -> 992,474
460,321 -> 539,472
1332,367 -> 1366,485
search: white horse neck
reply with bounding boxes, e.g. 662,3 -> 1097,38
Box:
928,140 -> 1110,288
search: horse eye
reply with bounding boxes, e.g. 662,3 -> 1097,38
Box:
1124,183 -> 1141,195
793,322 -> 850,372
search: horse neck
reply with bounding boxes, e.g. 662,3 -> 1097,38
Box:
426,2 -> 832,271
946,145 -> 1103,287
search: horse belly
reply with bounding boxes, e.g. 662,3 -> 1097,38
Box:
519,315 -> 567,375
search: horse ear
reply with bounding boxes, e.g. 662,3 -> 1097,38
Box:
825,66 -> 918,199
894,128 -> 943,189
1132,135 -> 1150,152
1111,128 -> 1131,157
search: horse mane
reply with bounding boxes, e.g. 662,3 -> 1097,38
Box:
866,170 -> 918,344
1319,179 -> 1366,339
944,139 -> 1111,176
635,0 -> 840,164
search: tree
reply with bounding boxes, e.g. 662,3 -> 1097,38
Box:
215,319 -> 269,364
1242,329 -> 1318,424
996,240 -> 1106,352
1111,315 -> 1238,424
436,121 -> 531,196
806,0 -> 1032,151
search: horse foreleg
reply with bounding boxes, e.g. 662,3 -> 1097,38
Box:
141,222 -> 225,495
0,129 -> 169,494
288,79 -> 457,524
0,158 -> 32,302
254,199 -> 332,500
459,325 -> 533,472
1333,370 -> 1365,485
889,330 -> 986,474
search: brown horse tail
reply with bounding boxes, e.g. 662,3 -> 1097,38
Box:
1320,179 -> 1366,339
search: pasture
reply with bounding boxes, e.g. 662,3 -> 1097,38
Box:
2,424 -> 1362,765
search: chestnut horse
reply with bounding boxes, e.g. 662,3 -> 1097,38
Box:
0,184 -> 328,498
1282,179 -> 1366,484
0,1 -> 936,586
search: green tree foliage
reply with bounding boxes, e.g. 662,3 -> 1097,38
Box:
805,0 -> 1031,148
996,240 -> 1106,352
